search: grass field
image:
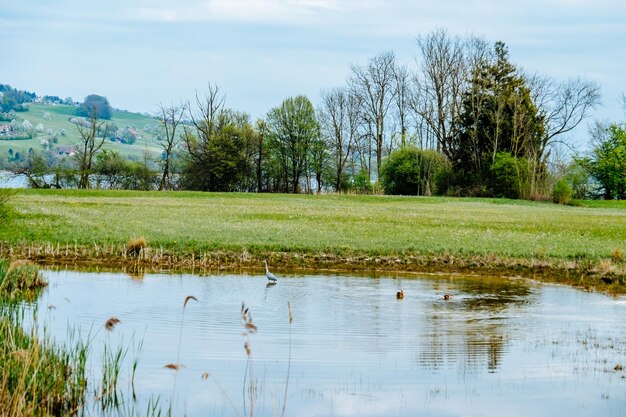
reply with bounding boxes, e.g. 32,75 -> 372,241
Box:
1,189 -> 625,290
0,103 -> 162,160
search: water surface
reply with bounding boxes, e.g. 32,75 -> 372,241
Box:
30,270 -> 626,416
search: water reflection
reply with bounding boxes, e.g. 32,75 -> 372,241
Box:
419,277 -> 536,374
25,270 -> 626,417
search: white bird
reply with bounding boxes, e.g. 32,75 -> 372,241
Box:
264,260 -> 278,283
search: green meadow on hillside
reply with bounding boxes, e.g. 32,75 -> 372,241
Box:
0,103 -> 163,160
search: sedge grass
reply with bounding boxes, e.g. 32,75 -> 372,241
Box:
0,261 -> 87,416
0,259 -> 167,417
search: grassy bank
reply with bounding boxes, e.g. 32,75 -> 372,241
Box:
1,189 -> 625,292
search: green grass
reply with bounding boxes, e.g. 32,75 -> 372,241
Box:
2,189 -> 625,264
0,103 -> 163,160
0,259 -> 48,298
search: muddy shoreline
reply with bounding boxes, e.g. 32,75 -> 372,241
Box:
2,243 -> 624,294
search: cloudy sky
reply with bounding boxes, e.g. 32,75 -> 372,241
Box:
2,0 -> 625,129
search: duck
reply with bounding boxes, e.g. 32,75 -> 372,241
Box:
443,294 -> 453,301
396,289 -> 404,300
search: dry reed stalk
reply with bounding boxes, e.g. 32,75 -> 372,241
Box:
126,237 -> 146,257
104,317 -> 121,331
183,295 -> 197,308
6,259 -> 31,274
612,247 -> 623,262
281,301 -> 294,417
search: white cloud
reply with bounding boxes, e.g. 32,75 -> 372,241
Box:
127,0 -> 354,23
3,0 -> 625,121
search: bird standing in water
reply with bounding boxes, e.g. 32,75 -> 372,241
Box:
264,260 -> 278,283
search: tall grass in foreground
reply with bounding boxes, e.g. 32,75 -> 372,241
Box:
0,259 -> 88,416
0,259 -> 165,417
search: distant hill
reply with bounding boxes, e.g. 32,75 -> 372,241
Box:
0,103 -> 164,161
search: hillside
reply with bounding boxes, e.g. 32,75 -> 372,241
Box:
0,103 -> 163,160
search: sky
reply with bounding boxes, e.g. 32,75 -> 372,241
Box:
1,0 -> 625,137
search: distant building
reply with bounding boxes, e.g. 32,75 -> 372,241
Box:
57,145 -> 75,156
0,124 -> 12,135
127,128 -> 140,139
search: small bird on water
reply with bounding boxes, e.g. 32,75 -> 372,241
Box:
443,294 -> 453,301
396,289 -> 404,299
264,260 -> 278,283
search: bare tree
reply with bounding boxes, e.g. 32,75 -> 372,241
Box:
349,51 -> 397,177
414,28 -> 466,154
183,83 -> 225,169
156,102 -> 186,190
531,77 -> 601,151
255,119 -> 267,193
392,63 -> 412,148
528,76 -> 601,193
319,86 -> 360,192
188,83 -> 225,148
182,84 -> 225,188
75,106 -> 111,189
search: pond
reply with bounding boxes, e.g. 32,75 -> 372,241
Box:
27,269 -> 626,416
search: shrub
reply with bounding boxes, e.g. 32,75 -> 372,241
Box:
489,152 -> 529,199
352,170 -> 373,194
552,179 -> 573,205
380,147 -> 450,196
564,161 -> 593,199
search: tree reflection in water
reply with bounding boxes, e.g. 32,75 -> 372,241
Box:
418,276 -> 537,374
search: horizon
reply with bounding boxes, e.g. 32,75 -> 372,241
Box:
2,0 -> 625,148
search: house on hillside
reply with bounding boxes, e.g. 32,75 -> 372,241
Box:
57,145 -> 75,156
127,128 -> 140,140
0,124 -> 12,135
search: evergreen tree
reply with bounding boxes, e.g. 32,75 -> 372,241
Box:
453,42 -> 544,196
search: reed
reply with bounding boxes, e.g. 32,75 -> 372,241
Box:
0,259 -> 167,417
281,302 -> 293,417
0,260 -> 87,416
126,237 -> 147,257
241,302 -> 256,417
0,260 -> 48,299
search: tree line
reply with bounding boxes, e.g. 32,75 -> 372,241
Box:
5,29 -> 625,200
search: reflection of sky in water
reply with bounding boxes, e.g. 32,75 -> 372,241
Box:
24,270 -> 626,417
